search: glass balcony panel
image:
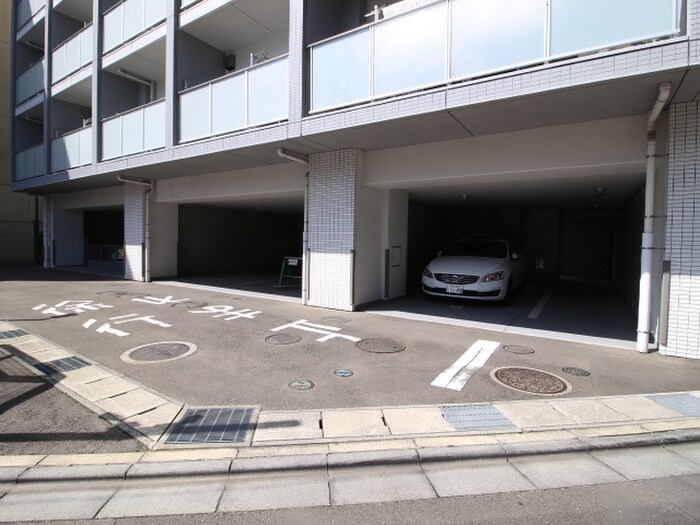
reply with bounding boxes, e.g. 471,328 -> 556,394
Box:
451,0 -> 545,79
16,61 -> 45,103
143,101 -> 166,151
81,26 -> 93,64
25,148 -> 36,179
180,86 -> 211,142
64,132 -> 81,168
103,6 -> 123,52
211,74 -> 246,135
102,118 -> 122,160
374,3 -> 447,97
65,36 -> 81,76
121,109 -> 145,156
248,58 -> 288,126
311,29 -> 370,111
17,0 -> 45,28
51,137 -> 67,172
550,0 -> 680,56
145,0 -> 167,28
16,150 -> 27,181
123,0 -> 145,43
79,127 -> 93,166
34,145 -> 44,177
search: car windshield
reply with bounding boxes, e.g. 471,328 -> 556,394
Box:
442,239 -> 508,258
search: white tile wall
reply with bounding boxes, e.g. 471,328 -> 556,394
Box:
307,149 -> 359,310
664,101 -> 700,359
124,183 -> 145,281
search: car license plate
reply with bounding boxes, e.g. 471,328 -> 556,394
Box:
446,284 -> 464,294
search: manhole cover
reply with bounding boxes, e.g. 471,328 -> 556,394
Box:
335,369 -> 353,377
266,333 -> 302,345
503,345 -> 535,355
491,366 -> 572,395
562,367 -> 591,377
356,338 -> 405,353
288,379 -> 314,391
121,342 -> 197,364
171,301 -> 208,309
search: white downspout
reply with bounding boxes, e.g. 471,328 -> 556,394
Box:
637,82 -> 672,353
117,176 -> 154,283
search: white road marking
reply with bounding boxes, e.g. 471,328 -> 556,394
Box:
527,288 -> 554,319
431,339 -> 500,391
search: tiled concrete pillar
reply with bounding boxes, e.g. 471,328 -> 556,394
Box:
307,149 -> 360,310
124,183 -> 146,281
663,102 -> 700,359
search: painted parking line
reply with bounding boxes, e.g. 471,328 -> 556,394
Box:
431,340 -> 500,391
527,288 -> 554,319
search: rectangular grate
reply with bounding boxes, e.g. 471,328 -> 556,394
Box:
647,393 -> 700,417
0,329 -> 29,340
441,404 -> 518,432
34,356 -> 92,376
165,407 -> 256,445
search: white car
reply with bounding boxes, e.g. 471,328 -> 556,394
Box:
421,237 -> 526,302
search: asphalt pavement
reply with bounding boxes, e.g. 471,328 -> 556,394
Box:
1,265 -> 700,522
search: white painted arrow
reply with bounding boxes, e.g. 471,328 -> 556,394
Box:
431,339 -> 500,391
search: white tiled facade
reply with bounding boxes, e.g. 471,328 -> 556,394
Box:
665,102 -> 700,359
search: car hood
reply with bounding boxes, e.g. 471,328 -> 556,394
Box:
427,256 -> 509,275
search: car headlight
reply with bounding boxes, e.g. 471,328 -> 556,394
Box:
422,267 -> 434,278
483,271 -> 504,282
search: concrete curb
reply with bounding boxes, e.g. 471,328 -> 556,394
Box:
2,427 -> 699,485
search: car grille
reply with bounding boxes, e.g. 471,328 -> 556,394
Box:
434,273 -> 479,285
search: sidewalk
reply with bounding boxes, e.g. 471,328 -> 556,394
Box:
2,319 -> 700,521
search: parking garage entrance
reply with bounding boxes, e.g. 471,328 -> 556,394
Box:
176,203 -> 304,299
83,209 -> 125,278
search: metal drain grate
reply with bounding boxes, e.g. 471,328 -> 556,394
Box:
562,367 -> 591,377
441,405 -> 517,432
35,356 -> 91,376
0,329 -> 28,340
491,366 -> 572,395
165,407 -> 256,445
122,342 -> 197,364
503,345 -> 535,355
266,333 -> 302,345
356,338 -> 405,354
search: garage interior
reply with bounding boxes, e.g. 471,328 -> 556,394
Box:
176,200 -> 304,297
82,208 -> 125,276
393,171 -> 646,343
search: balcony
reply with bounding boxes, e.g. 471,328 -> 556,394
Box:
16,0 -> 45,30
103,0 -> 166,53
52,25 -> 93,84
309,0 -> 682,113
102,99 -> 166,160
179,55 -> 288,143
16,60 -> 45,105
51,126 -> 92,172
15,143 -> 45,182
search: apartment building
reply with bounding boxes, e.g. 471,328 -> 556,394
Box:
1,1 -> 40,263
9,0 -> 700,359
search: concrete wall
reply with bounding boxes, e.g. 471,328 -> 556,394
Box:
354,157 -> 383,306
382,190 -> 408,299
177,31 -> 224,90
150,200 -> 178,278
53,207 -> 84,266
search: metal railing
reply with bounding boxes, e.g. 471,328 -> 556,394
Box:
101,99 -> 166,160
52,25 -> 93,84
309,0 -> 682,113
179,55 -> 288,143
51,126 -> 92,172
103,0 -> 167,52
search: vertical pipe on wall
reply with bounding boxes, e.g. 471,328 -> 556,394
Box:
637,82 -> 671,353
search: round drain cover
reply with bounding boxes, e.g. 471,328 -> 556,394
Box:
335,369 -> 353,377
288,379 -> 314,391
503,345 -> 535,355
491,366 -> 572,395
266,333 -> 302,345
356,338 -> 405,354
121,342 -> 197,364
171,301 -> 208,309
562,367 -> 591,377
